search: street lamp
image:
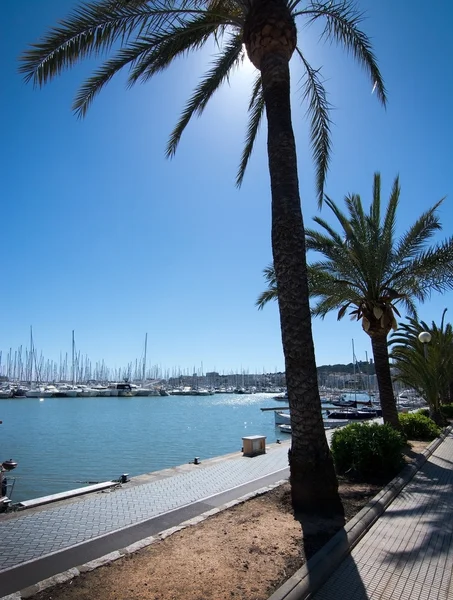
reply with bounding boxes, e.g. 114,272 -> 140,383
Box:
418,331 -> 432,360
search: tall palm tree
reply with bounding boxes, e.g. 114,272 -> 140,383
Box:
257,174 -> 453,429
390,311 -> 453,425
20,0 -> 386,515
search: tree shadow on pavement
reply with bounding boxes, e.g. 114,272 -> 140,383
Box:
377,458 -> 453,569
293,511 -> 370,600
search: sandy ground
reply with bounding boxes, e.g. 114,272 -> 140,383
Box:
34,441 -> 429,600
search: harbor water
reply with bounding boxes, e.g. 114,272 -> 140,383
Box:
0,392 -> 370,503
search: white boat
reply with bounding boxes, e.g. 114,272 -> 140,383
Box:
109,383 -> 138,397
77,386 -> 98,397
274,411 -> 290,425
0,388 -> 13,399
25,388 -> 54,398
169,387 -> 193,396
323,419 -> 349,430
58,385 -> 80,397
279,419 -> 348,434
278,424 -> 292,434
44,385 -> 60,396
91,385 -> 111,397
134,386 -> 160,396
194,388 -> 214,396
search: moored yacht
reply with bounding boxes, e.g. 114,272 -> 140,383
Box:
134,386 -> 160,396
109,383 -> 138,397
274,410 -> 290,425
25,387 -> 54,398
91,384 -> 111,397
77,385 -> 99,397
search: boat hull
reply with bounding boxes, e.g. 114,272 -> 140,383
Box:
25,390 -> 54,398
274,411 -> 290,425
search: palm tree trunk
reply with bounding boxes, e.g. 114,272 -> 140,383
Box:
260,51 -> 342,516
429,406 -> 446,427
370,333 -> 401,430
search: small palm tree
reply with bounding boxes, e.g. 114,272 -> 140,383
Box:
258,173 -> 453,429
390,311 -> 453,425
20,0 -> 386,515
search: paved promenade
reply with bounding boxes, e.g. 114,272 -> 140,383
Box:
310,428 -> 453,600
0,441 -> 291,597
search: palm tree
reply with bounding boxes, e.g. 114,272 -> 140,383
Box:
257,174 -> 453,429
390,311 -> 453,425
20,0 -> 386,515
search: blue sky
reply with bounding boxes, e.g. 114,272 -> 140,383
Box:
1,0 -> 452,377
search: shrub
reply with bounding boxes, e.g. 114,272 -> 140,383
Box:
417,408 -> 430,418
441,404 -> 453,418
399,413 -> 441,441
331,422 -> 405,479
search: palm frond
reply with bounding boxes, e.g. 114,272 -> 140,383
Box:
236,74 -> 265,187
296,49 -> 332,206
256,263 -> 278,309
299,1 -> 387,106
166,33 -> 244,158
345,193 -> 367,240
306,223 -> 369,292
72,39 -> 154,117
128,10 -> 236,84
311,295 -> 352,319
262,263 -> 277,285
381,175 -> 400,241
323,195 -> 355,240
392,199 -> 443,265
256,288 -> 278,310
391,295 -> 418,320
306,221 -> 343,247
309,262 -> 365,295
406,238 -> 453,295
19,0 -> 180,85
19,0 -> 241,87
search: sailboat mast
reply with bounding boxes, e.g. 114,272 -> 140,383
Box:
72,330 -> 75,386
142,333 -> 148,384
29,326 -> 34,385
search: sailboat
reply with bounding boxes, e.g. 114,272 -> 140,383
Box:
135,334 -> 159,396
62,331 -> 82,396
325,341 -> 380,420
25,327 -> 53,397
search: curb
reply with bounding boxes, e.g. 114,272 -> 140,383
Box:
0,479 -> 288,600
267,424 -> 453,600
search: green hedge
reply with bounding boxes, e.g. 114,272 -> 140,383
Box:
399,413 -> 441,440
331,422 -> 405,479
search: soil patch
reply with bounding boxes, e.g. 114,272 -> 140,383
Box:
33,441 -> 430,600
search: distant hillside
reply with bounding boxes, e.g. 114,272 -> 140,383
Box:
318,361 -> 375,376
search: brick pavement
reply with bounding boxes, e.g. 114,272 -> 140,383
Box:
312,429 -> 453,600
0,442 -> 290,573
